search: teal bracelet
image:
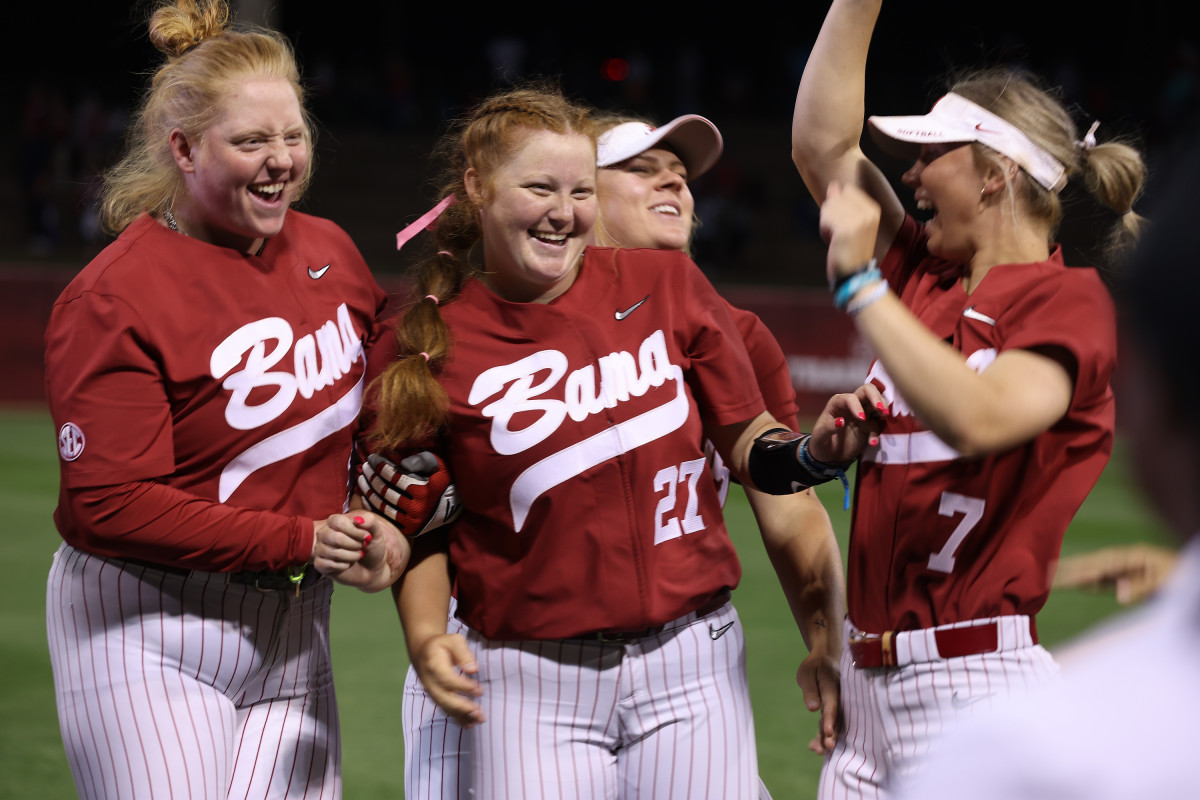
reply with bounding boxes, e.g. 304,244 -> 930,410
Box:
846,278 -> 889,316
832,260 -> 882,310
830,258 -> 878,292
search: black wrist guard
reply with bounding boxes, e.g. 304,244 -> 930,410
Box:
748,428 -> 849,496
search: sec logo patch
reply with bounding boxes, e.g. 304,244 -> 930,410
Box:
58,422 -> 86,462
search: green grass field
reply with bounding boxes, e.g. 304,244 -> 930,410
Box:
0,408 -> 1173,798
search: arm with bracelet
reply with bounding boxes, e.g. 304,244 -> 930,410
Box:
819,182 -> 1074,456
709,407 -> 871,504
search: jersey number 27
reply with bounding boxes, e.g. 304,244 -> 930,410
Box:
653,457 -> 710,545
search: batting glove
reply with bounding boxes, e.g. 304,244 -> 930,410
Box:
357,451 -> 461,537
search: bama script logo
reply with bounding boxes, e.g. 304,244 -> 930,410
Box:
210,302 -> 365,501
470,328 -> 689,530
863,347 -> 997,466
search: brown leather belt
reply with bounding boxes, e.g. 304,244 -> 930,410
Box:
849,618 -> 1038,668
580,589 -> 732,644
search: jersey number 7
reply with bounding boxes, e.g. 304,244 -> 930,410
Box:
927,491 -> 986,573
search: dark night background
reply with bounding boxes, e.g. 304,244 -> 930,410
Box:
4,2 -> 1196,284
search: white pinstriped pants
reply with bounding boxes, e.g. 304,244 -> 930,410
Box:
818,616 -> 1060,800
403,597 -> 472,800
461,600 -> 758,800
403,599 -> 778,800
46,543 -> 341,800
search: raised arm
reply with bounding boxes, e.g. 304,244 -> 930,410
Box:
791,0 -> 904,258
821,182 -> 1075,455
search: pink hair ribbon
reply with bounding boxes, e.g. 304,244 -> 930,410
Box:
395,195 -> 457,251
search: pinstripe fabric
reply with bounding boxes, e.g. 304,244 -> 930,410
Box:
463,601 -> 757,800
403,600 -> 472,800
47,543 -> 340,799
817,617 -> 1060,800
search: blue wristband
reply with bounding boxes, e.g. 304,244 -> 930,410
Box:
846,278 -> 889,316
832,260 -> 882,310
798,436 -> 852,510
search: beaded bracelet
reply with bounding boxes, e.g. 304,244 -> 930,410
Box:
846,278 -> 889,316
832,260 -> 882,310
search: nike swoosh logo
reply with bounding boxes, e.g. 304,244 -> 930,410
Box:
962,306 -> 995,325
308,264 -> 331,279
951,691 -> 992,709
974,122 -> 1000,134
709,620 -> 735,640
614,295 -> 649,320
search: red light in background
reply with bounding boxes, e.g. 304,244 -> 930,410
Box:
601,57 -> 630,82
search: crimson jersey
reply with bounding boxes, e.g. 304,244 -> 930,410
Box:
849,216 -> 1116,633
369,247 -> 765,640
45,212 -> 387,571
730,305 -> 799,429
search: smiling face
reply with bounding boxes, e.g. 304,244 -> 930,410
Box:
172,76 -> 308,253
470,129 -> 597,304
596,147 -> 694,252
901,141 -> 985,261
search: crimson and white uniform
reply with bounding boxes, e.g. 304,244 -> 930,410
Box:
396,290 -> 796,799
381,246 -> 769,799
44,212 -> 386,799
819,216 -> 1117,800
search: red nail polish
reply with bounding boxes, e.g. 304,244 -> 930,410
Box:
857,411 -> 866,421
876,402 -> 886,412
834,417 -> 845,429
353,516 -> 365,525
869,437 -> 879,447
363,534 -> 372,546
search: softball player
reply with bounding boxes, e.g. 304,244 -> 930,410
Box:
893,148 -> 1200,800
790,1 -> 1147,797
366,86 -> 849,800
43,2 -> 407,798
383,111 -> 845,800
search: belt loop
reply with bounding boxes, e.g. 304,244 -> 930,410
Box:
881,630 -> 896,667
1028,616 -> 1039,645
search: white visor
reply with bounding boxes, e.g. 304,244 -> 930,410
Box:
867,92 -> 1067,193
596,114 -> 724,179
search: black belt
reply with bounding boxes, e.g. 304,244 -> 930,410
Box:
122,557 -> 321,594
228,566 -> 321,593
577,589 -> 731,644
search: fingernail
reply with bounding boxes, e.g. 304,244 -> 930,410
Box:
363,534 -> 372,546
857,411 -> 866,421
876,402 -> 886,412
353,516 -> 365,525
834,417 -> 845,429
869,436 -> 879,447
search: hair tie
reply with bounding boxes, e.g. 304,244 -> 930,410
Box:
419,352 -> 430,362
396,195 -> 458,252
437,251 -> 453,258
1076,120 -> 1100,151
425,294 -> 439,305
